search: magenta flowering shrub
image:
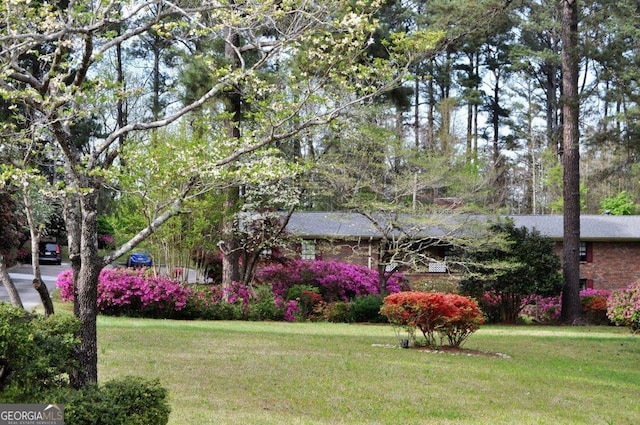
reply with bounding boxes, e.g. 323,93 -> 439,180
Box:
607,282 -> 640,332
56,260 -> 405,323
257,259 -> 406,302
520,294 -> 562,323
273,297 -> 300,322
56,269 -> 75,301
210,281 -> 256,315
57,268 -> 191,316
210,281 -> 254,305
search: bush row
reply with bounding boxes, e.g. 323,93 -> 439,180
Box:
56,261 -> 640,332
57,268 -> 190,316
379,291 -> 484,348
257,259 -> 409,302
56,260 -> 401,322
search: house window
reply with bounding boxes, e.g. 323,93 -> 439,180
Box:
579,242 -> 593,262
579,279 -> 594,290
301,240 -> 316,260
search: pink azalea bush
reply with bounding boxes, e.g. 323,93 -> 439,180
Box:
57,259 -> 407,322
520,294 -> 562,323
57,268 -> 191,316
256,259 -> 407,302
607,281 -> 640,332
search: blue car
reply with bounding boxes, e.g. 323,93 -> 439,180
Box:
126,252 -> 153,267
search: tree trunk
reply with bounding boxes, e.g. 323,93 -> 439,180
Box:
23,192 -> 54,316
221,186 -> 241,286
560,0 -> 582,324
62,172 -> 83,318
0,255 -> 23,309
70,189 -> 102,388
221,23 -> 243,288
32,279 -> 54,317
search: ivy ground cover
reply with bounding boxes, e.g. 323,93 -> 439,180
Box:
94,317 -> 640,425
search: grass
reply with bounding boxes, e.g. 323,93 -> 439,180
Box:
93,317 -> 640,425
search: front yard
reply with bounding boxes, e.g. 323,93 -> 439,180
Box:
96,318 -> 640,424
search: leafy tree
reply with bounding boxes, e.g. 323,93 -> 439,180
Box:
459,221 -> 563,323
0,190 -> 25,308
0,0 -> 435,387
600,191 -> 637,215
0,189 -> 25,261
0,167 -> 59,314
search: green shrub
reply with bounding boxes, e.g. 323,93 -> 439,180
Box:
0,304 -> 79,402
348,295 -> 385,323
247,286 -> 285,321
322,302 -> 351,323
64,376 -> 171,425
177,286 -> 243,320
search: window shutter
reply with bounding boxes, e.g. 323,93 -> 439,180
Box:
586,242 -> 593,263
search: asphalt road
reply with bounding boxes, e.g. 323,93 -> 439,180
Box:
1,262 -> 69,311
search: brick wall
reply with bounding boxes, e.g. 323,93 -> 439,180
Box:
553,241 -> 640,290
300,238 -> 640,291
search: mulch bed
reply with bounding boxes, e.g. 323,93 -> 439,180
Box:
372,343 -> 510,359
416,345 -> 510,359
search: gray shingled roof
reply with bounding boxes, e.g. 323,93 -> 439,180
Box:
286,212 -> 640,241
286,212 -> 380,238
510,215 -> 640,240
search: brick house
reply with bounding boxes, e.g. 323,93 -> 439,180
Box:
285,212 -> 640,291
509,215 -> 640,291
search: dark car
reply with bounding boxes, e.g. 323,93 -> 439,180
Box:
127,252 -> 153,268
39,241 -> 62,265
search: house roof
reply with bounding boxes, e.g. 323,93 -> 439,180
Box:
286,212 -> 383,239
510,214 -> 640,241
286,212 -> 640,241
285,212 -> 483,239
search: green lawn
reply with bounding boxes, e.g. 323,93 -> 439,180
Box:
95,317 -> 640,425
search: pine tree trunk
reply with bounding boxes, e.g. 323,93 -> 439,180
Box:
560,0 -> 582,324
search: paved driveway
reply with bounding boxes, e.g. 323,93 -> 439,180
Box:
1,263 -> 68,310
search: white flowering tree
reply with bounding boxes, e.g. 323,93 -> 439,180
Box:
0,0 -> 438,386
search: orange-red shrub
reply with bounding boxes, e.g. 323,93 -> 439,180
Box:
380,291 -> 484,347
